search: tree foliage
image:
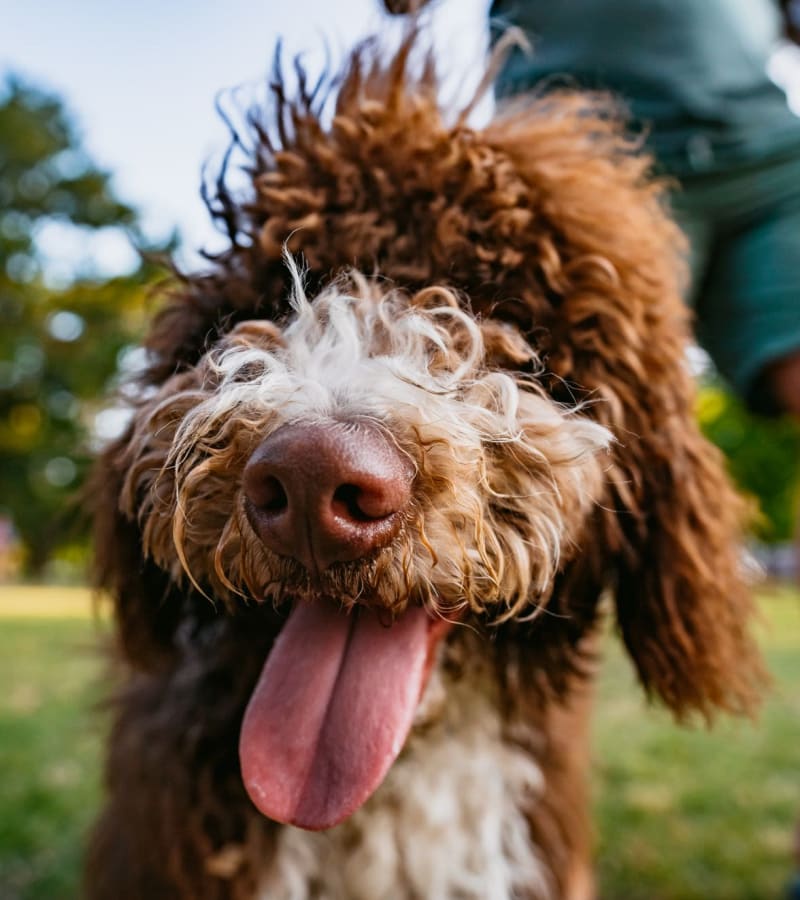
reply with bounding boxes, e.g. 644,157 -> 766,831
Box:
0,77 -> 168,574
698,379 -> 800,543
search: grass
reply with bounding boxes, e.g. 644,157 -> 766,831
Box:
594,585 -> 800,900
1,585 -> 798,899
0,587 -> 106,900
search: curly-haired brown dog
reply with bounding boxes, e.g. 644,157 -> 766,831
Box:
86,34 -> 765,900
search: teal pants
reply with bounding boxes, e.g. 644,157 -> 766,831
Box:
672,151 -> 800,412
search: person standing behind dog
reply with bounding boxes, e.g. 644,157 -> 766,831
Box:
384,0 -> 800,420
491,0 -> 800,424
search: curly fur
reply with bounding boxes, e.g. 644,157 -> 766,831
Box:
86,30 -> 766,900
123,271 -> 607,621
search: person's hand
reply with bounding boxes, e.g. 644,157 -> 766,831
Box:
781,0 -> 800,44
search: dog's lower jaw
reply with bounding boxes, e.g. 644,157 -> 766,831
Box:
253,632 -> 589,900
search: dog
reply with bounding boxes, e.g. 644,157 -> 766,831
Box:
85,33 -> 765,900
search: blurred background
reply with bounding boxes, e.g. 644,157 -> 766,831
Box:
1,1 -> 799,898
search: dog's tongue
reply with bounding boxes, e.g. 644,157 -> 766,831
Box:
239,600 -> 436,831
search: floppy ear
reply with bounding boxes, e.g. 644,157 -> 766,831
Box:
482,96 -> 766,719
89,433 -> 186,669
603,368 -> 764,721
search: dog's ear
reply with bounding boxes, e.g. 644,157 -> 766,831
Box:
90,433 -> 189,670
483,96 -> 766,720
604,382 -> 765,721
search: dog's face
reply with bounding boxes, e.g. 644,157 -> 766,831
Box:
119,271 -> 609,830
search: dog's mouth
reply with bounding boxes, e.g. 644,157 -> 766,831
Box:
239,596 -> 453,830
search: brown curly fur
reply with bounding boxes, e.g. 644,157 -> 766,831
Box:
86,31 -> 765,900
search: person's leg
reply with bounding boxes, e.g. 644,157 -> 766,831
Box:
690,196 -> 800,415
670,206 -> 714,309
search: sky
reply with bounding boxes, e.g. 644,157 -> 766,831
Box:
0,0 -> 489,271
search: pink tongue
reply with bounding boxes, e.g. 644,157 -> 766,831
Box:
239,601 -> 433,831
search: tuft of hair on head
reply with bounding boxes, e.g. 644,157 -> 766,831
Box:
282,246 -> 312,315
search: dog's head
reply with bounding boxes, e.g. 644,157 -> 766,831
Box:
115,265 -> 609,827
92,33 -> 765,832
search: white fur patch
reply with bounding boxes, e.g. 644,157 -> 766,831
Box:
257,648 -> 553,900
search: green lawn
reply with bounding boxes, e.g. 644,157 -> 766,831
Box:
0,588 -> 107,900
595,585 -> 800,899
1,585 -> 798,899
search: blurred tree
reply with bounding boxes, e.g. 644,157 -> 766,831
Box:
698,378 -> 800,543
0,76 -> 169,575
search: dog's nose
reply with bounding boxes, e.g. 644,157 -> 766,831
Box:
243,423 -> 413,573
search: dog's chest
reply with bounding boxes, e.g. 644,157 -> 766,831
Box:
257,662 -> 552,900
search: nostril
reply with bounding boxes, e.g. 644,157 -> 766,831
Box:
331,484 -> 372,522
248,474 -> 288,514
332,481 -> 408,522
262,477 -> 288,513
